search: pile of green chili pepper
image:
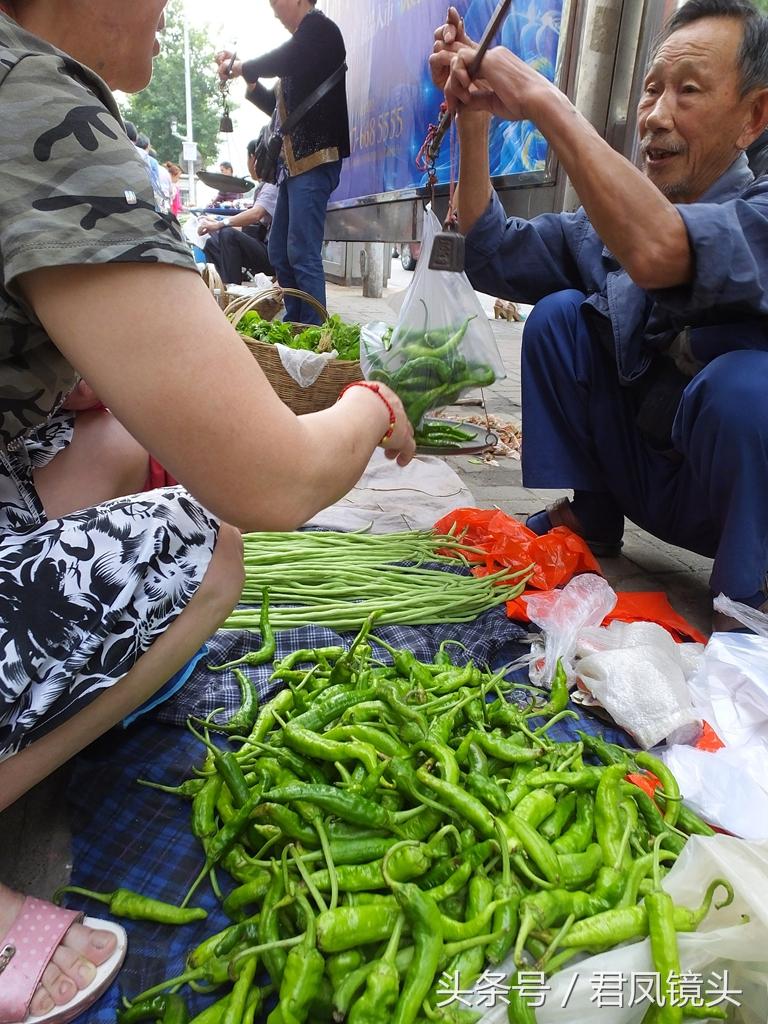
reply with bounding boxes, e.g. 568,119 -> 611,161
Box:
101,622 -> 730,1024
366,313 -> 497,428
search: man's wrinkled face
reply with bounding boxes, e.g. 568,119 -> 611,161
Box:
637,16 -> 758,202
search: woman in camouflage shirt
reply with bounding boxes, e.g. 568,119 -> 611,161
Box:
0,2 -> 414,1020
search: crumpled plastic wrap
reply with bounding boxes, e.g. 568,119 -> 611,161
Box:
524,574 -> 616,686
274,342 -> 336,387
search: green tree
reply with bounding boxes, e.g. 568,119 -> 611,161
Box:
120,0 -> 229,166
753,0 -> 768,13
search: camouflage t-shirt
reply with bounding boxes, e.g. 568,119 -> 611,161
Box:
0,14 -> 197,446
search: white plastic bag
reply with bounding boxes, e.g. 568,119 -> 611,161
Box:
473,836 -> 768,1024
662,744 -> 768,840
524,574 -> 617,686
713,593 -> 768,637
361,209 -> 505,426
663,630 -> 768,837
576,643 -> 700,749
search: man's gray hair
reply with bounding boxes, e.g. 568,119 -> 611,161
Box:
660,0 -> 768,95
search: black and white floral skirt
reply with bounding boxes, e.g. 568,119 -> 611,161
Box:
0,414 -> 219,760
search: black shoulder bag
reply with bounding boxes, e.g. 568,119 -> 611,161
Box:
253,62 -> 347,185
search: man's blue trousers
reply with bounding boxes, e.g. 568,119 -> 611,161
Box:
521,290 -> 768,601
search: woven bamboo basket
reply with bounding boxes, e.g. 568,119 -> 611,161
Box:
200,262 -> 229,310
226,287 -> 362,415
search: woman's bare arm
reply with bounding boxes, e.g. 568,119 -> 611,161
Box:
19,262 -> 414,530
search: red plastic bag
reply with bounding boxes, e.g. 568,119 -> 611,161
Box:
434,508 -> 601,591
604,591 -> 707,644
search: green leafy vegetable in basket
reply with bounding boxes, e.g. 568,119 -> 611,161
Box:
238,312 -> 361,360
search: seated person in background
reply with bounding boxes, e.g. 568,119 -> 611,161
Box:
0,3 -> 414,1021
198,140 -> 277,283
431,0 -> 768,631
211,160 -> 241,206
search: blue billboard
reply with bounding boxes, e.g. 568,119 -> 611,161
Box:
323,0 -> 565,204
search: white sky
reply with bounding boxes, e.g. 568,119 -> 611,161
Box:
183,0 -> 291,180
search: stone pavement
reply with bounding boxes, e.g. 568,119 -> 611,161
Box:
326,278 -> 714,639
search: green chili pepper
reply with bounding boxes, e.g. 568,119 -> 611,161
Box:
310,842 -> 431,892
264,783 -> 400,833
441,871 -> 495,991
191,777 -> 222,841
267,893 -> 325,1024
209,589 -> 275,671
221,875 -> 271,921
507,971 -> 538,1024
635,751 -> 682,829
535,659 -> 570,717
118,996 -> 172,1023
557,843 -> 604,889
390,883 -> 444,1024
576,731 -> 631,768
187,994 -> 232,1024
541,877 -> 733,952
465,771 -> 511,815
552,793 -> 595,854
348,914 -> 404,1024
472,730 -> 543,765
674,803 -> 715,838
595,763 -> 631,870
326,950 -> 365,990
514,790 -> 558,829
416,768 -> 496,839
539,792 -> 577,843
282,724 -> 379,774
253,875 -> 289,988
503,813 -> 560,885
54,886 -> 207,925
317,903 -> 401,952
646,888 -> 683,1024
222,954 -> 259,1024
137,776 -> 206,800
183,788 -> 264,906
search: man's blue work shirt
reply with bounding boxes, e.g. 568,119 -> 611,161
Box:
465,153 -> 768,384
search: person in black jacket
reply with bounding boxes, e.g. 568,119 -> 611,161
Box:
216,0 -> 350,325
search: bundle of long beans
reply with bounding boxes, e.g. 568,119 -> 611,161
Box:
104,618 -> 730,1024
223,530 -> 532,632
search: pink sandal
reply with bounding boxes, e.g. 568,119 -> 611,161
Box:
0,896 -> 127,1024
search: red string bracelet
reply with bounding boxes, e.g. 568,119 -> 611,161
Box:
337,380 -> 397,443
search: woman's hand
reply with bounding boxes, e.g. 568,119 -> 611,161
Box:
215,50 -> 244,85
375,383 -> 416,467
197,218 -> 224,237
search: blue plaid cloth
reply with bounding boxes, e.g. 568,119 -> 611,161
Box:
64,604 -> 632,1023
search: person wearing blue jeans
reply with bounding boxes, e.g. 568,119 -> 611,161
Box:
431,0 -> 768,629
269,160 -> 341,325
216,0 -> 350,328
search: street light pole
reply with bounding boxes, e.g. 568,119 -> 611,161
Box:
183,6 -> 197,206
